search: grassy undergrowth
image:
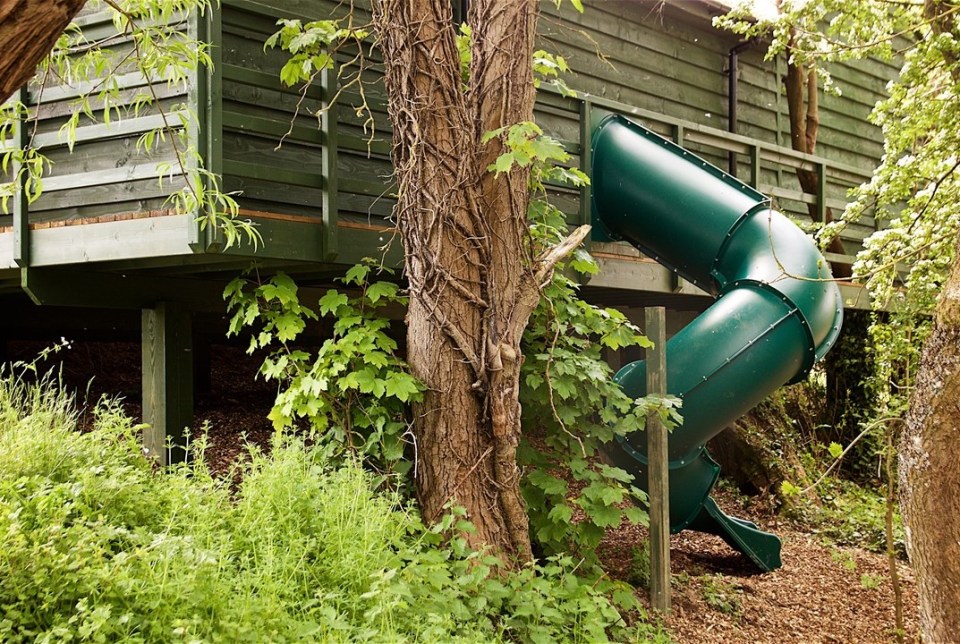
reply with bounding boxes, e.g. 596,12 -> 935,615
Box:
0,373 -> 669,643
784,474 -> 906,557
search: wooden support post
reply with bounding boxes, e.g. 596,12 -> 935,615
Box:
817,161 -> 828,223
749,144 -> 761,189
142,303 -> 194,465
646,306 -> 671,613
13,88 -> 30,268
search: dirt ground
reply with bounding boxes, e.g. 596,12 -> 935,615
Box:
7,339 -> 922,644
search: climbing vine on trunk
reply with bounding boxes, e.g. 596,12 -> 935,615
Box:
372,0 -> 589,563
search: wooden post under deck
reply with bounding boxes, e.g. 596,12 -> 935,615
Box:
142,302 -> 194,465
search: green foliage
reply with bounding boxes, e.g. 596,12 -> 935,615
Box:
827,441 -> 844,459
0,0 -> 258,248
717,0 -> 955,432
533,50 -> 575,97
831,548 -> 858,572
265,19 -> 367,87
224,262 -> 422,478
699,574 -> 743,618
861,573 -> 883,590
628,541 -> 652,589
264,16 -> 373,142
788,475 -> 906,556
0,374 -> 668,643
553,0 -> 585,13
455,23 -> 473,86
483,121 -> 587,182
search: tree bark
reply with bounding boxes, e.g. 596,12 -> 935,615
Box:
0,0 -> 86,103
900,5 -> 960,639
373,0 -> 584,563
783,47 -> 852,278
899,247 -> 960,641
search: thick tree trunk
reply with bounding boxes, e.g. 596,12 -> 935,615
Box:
899,249 -> 960,641
783,52 -> 852,279
0,0 -> 86,103
374,0 -> 584,563
900,6 -> 960,639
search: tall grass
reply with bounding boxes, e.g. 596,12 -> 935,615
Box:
0,372 -> 667,643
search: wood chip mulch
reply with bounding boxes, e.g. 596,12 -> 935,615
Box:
598,489 -> 921,643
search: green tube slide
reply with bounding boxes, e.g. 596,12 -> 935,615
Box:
591,114 -> 843,571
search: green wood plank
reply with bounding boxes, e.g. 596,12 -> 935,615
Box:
336,224 -> 403,267
223,111 -> 324,146
223,159 -> 323,187
13,88 -> 28,267
29,179 -> 182,218
27,216 -> 193,266
220,217 -> 326,262
142,302 -> 193,465
222,64 -> 325,101
31,112 -> 186,150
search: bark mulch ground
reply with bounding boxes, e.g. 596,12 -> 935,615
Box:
599,491 -> 920,643
8,339 -> 922,644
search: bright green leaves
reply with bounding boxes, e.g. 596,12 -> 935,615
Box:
528,469 -> 568,496
518,215 -> 668,559
552,0 -> 585,13
828,441 -> 844,459
483,122 -> 574,177
517,132 -> 683,560
384,373 -> 420,402
266,19 -> 366,87
318,290 -> 349,316
716,0 -> 956,428
225,262 -> 423,478
533,50 -> 575,97
455,23 -> 473,86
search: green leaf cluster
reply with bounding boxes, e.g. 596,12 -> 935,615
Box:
717,0 -> 960,420
533,50 -> 576,97
482,121 -> 589,191
519,261 -> 681,560
225,262 -> 423,478
265,19 -> 367,87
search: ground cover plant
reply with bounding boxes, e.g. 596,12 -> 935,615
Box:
0,370 -> 670,643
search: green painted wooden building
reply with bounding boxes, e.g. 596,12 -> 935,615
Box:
0,0 -> 895,461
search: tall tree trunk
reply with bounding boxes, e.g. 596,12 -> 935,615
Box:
901,5 -> 960,639
899,247 -> 960,641
373,0 -> 586,563
0,0 -> 86,103
783,47 -> 852,279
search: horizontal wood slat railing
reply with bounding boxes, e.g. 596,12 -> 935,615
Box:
548,86 -> 877,272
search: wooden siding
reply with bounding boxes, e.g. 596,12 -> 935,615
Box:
21,7 -> 190,226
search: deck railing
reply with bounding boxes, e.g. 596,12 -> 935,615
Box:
537,86 -> 878,273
